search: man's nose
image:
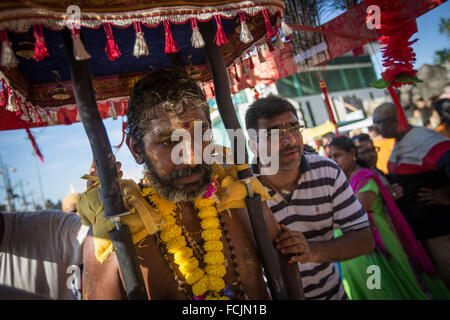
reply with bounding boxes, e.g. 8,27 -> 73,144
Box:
280,131 -> 297,146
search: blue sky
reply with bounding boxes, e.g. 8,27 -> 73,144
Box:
1,2 -> 449,209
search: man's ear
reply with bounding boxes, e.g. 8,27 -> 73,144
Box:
248,137 -> 258,158
126,135 -> 145,164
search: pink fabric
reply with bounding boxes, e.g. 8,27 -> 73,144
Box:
351,168 -> 437,276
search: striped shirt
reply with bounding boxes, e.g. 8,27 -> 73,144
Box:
257,153 -> 370,300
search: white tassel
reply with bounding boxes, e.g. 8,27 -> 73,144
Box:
274,34 -> 284,49
6,93 -> 19,112
108,102 -> 117,120
75,109 -> 81,122
241,59 -> 248,75
1,41 -> 19,69
191,27 -> 205,48
47,111 -> 56,126
20,106 -> 31,122
133,32 -> 149,58
281,19 -> 293,37
240,20 -> 253,44
29,108 -> 38,123
257,46 -> 266,63
72,34 -> 91,60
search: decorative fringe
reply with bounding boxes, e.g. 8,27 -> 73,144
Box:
113,120 -> 127,150
234,64 -> 240,83
240,58 -> 248,75
20,105 -> 31,122
6,90 -> 18,112
238,12 -> 253,44
0,31 -> 19,69
257,45 -> 266,63
133,22 -> 149,58
108,101 -> 118,120
190,18 -> 205,48
46,110 -> 56,126
281,18 -> 293,37
228,70 -> 235,87
248,56 -> 255,70
163,20 -> 180,53
387,86 -> 409,132
214,15 -> 229,46
34,108 -> 43,126
0,80 -> 6,108
71,28 -> 91,60
274,34 -> 284,49
32,25 -> 50,62
103,23 -> 121,61
62,109 -> 73,125
262,9 -> 276,40
25,126 -> 44,162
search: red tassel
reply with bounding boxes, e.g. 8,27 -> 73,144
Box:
210,86 -> 215,97
113,120 -> 127,150
32,25 -> 50,61
267,39 -> 275,52
319,80 -> 339,136
25,126 -> 44,162
163,20 -> 180,53
248,56 -> 255,70
62,109 -> 72,125
34,109 -> 43,126
262,9 -> 276,40
234,64 -> 240,82
0,79 -> 6,108
387,86 -> 409,133
103,23 -> 121,61
214,15 -> 229,46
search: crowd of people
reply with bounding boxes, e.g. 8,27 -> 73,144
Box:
0,68 -> 449,300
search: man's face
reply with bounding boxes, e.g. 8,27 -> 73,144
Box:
136,105 -> 213,202
355,140 -> 377,167
372,112 -> 397,138
256,111 -> 303,171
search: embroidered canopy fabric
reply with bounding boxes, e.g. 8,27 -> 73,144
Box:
0,0 -> 284,130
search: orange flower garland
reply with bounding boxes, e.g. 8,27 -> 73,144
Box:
141,178 -> 229,300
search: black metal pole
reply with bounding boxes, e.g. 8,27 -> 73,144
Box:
62,29 -> 148,300
199,20 -> 290,300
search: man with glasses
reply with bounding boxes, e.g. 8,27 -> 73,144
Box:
352,134 -> 403,200
373,102 -> 450,289
245,96 -> 374,300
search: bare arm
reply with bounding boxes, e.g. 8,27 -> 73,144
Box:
82,228 -> 126,300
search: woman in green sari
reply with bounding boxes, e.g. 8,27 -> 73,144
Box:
329,136 -> 449,300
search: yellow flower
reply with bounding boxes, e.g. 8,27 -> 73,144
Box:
159,215 -> 176,231
142,188 -> 153,197
204,240 -> 223,252
194,197 -> 216,209
204,251 -> 225,265
192,274 -> 209,296
205,295 -> 229,300
186,268 -> 204,285
197,206 -> 217,219
179,257 -> 199,274
208,276 -> 225,292
166,236 -> 186,254
200,217 -> 220,230
202,229 -> 222,241
174,247 -> 193,265
205,264 -> 226,278
160,225 -> 182,243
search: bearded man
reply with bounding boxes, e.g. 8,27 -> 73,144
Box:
79,69 -> 304,300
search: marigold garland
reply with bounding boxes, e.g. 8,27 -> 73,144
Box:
142,177 -> 230,300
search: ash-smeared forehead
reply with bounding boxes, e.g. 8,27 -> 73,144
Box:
126,68 -> 210,140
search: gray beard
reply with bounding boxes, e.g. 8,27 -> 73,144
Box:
141,161 -> 214,203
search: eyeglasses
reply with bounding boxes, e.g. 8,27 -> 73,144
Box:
260,123 -> 304,138
358,146 -> 380,156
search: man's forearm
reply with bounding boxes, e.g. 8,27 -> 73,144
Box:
308,227 -> 374,263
